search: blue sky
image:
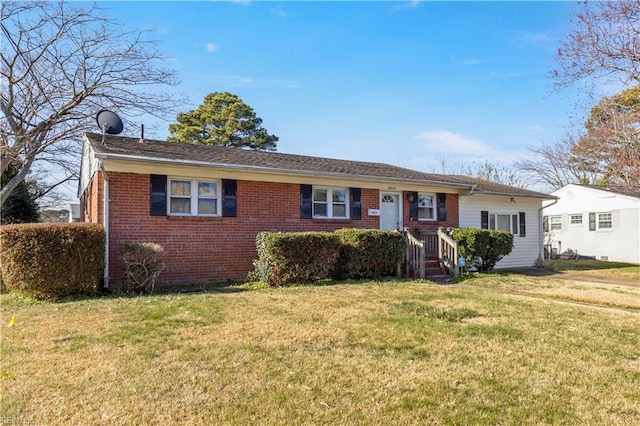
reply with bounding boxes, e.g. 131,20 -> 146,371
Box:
101,0 -> 586,179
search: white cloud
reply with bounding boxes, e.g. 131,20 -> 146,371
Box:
391,1 -> 421,12
189,74 -> 299,88
451,55 -> 500,66
269,6 -> 288,18
206,42 -> 218,53
507,30 -> 554,49
414,130 -> 493,155
490,71 -> 524,79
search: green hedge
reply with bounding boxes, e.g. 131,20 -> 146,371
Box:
0,223 -> 105,299
250,229 -> 405,286
450,228 -> 514,272
334,229 -> 404,280
250,231 -> 342,286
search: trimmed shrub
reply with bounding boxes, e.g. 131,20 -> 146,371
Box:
450,228 -> 514,272
0,223 -> 104,299
250,231 -> 341,286
334,229 -> 405,280
121,242 -> 165,294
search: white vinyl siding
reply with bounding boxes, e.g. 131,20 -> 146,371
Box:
459,194 -> 542,269
543,184 -> 640,263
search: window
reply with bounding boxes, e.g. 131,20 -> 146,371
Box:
168,178 -> 220,216
549,216 -> 562,231
597,212 -> 612,230
489,213 -> 519,234
417,193 -> 436,220
569,214 -> 583,225
313,187 -> 348,218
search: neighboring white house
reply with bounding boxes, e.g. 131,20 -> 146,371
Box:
453,177 -> 555,269
542,184 -> 640,264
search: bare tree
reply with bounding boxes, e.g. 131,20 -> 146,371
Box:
554,0 -> 640,89
1,1 -> 181,205
433,157 -> 527,188
515,133 -> 603,192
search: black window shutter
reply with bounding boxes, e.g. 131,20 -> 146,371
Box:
150,174 -> 167,216
222,179 -> 237,217
480,210 -> 489,229
408,192 -> 419,221
350,188 -> 362,220
589,212 -> 596,231
543,216 -> 549,232
519,212 -> 526,237
300,184 -> 313,219
437,193 -> 446,221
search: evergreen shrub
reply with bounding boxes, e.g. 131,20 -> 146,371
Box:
0,223 -> 104,299
450,228 -> 514,272
250,232 -> 341,286
334,229 -> 404,280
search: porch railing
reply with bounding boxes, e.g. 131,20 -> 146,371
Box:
404,228 -> 425,279
437,227 -> 459,277
404,228 -> 460,279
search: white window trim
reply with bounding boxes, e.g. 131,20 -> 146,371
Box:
313,187 -> 349,219
596,212 -> 613,231
489,212 -> 519,234
168,178 -> 221,217
549,215 -> 562,231
417,192 -> 437,221
569,214 -> 583,226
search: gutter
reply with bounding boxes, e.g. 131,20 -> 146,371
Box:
100,161 -> 109,289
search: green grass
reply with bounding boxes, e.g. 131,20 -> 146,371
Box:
541,259 -> 640,280
1,280 -> 639,424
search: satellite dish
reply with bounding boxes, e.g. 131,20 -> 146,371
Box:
96,110 -> 124,135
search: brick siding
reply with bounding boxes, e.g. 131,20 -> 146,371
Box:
88,171 -> 459,287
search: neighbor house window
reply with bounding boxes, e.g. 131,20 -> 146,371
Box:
549,216 -> 562,231
489,213 -> 519,234
597,212 -> 612,230
569,214 -> 583,225
169,178 -> 220,216
417,193 -> 436,220
313,187 -> 348,218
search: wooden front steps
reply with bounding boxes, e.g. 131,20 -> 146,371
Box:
424,258 -> 452,284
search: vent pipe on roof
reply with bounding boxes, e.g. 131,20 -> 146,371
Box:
139,124 -> 145,143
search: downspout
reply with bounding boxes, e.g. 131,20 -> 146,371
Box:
100,161 -> 110,289
538,199 -> 558,261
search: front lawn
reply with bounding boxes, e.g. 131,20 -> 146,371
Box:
1,279 -> 639,424
541,259 -> 640,281
462,272 -> 640,310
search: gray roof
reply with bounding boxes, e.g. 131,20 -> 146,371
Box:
85,132 -> 552,198
581,184 -> 640,199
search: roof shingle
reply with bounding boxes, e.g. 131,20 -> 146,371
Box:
85,132 -> 551,198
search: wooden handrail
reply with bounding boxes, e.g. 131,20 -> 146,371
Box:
437,227 -> 459,277
403,228 -> 425,279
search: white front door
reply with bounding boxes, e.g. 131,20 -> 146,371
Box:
380,192 -> 401,230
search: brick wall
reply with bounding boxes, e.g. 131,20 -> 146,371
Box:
403,193 -> 459,232
80,172 -> 103,223
88,172 -> 460,286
